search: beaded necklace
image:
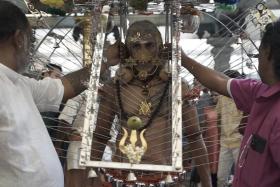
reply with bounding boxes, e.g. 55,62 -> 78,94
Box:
115,77 -> 170,131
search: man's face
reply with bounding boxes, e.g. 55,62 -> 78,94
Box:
129,38 -> 158,64
258,43 -> 270,82
125,21 -> 163,80
129,36 -> 159,73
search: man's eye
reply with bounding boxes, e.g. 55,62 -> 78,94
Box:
145,42 -> 154,48
132,43 -> 141,49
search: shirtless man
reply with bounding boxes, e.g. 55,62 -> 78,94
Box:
91,20 -> 212,186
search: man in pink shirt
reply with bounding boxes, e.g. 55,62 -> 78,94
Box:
181,19 -> 280,187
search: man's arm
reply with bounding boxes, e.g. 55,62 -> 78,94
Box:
61,63 -> 108,102
183,103 -> 212,187
61,26 -> 122,101
91,84 -> 116,160
106,40 -> 127,66
181,51 -> 229,97
61,64 -> 91,102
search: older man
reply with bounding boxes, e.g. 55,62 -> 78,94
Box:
0,1 -> 92,187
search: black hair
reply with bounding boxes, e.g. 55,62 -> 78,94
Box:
224,69 -> 242,79
261,20 -> 280,79
72,25 -> 82,42
46,63 -> 62,72
0,0 -> 29,41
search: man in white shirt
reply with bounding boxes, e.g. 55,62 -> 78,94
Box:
58,92 -> 117,187
0,1 -> 93,187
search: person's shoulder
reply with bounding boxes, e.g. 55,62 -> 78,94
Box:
24,76 -> 62,89
0,64 -> 25,84
33,77 -> 63,86
181,80 -> 190,93
17,76 -> 41,91
229,78 -> 263,95
231,78 -> 262,87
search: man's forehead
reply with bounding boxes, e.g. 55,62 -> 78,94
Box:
127,32 -> 156,43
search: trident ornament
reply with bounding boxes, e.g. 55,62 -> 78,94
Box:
119,116 -> 147,164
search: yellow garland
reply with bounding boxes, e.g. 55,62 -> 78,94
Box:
40,0 -> 64,8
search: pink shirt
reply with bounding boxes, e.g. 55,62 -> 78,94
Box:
228,79 -> 280,187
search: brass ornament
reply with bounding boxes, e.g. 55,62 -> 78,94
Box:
119,127 -> 147,164
40,0 -> 64,8
115,67 -> 133,83
137,70 -> 148,81
138,100 -> 152,116
127,171 -> 137,181
81,14 -> 93,66
88,168 -> 98,178
127,32 -> 153,43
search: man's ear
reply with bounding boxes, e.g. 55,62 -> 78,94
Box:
12,30 -> 25,50
260,43 -> 271,60
267,46 -> 273,61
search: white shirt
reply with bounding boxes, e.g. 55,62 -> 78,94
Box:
0,64 -> 64,187
59,92 -> 116,170
59,93 -> 87,170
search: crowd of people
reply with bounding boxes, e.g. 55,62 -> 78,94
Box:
181,17 -> 280,186
1,0 -> 280,187
188,70 -> 245,187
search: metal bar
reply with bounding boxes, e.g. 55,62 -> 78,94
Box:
27,13 -> 216,28
80,10 -> 109,166
84,161 -> 181,172
82,13 -> 93,66
171,0 -> 183,172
